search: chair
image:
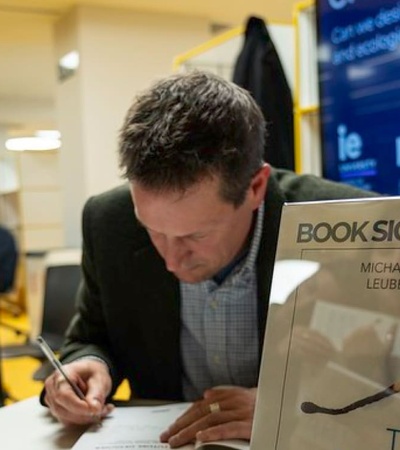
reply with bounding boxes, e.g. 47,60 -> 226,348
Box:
1,248 -> 82,380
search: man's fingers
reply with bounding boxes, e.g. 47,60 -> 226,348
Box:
160,400 -> 221,442
84,362 -> 113,413
45,389 -> 112,426
43,361 -> 113,426
197,421 -> 252,443
86,380 -> 111,413
45,394 -> 96,426
168,411 -> 236,447
167,407 -> 246,448
161,387 -> 257,447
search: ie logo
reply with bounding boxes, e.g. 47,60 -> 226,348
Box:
328,0 -> 354,10
337,124 -> 363,162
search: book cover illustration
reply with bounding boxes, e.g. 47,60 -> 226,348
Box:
251,197 -> 400,450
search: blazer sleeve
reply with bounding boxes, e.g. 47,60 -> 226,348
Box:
58,196 -> 123,395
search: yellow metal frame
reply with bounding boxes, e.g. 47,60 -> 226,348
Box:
173,26 -> 244,71
293,0 -> 317,173
173,20 -> 292,71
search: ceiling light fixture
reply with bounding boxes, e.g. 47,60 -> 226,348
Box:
58,50 -> 80,82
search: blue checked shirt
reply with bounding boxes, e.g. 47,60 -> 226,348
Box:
180,203 -> 264,400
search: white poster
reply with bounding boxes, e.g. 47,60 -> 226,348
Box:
251,197 -> 400,450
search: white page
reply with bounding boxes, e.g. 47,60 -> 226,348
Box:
72,403 -> 249,450
72,403 -> 191,450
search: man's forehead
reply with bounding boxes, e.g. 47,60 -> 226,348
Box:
129,180 -> 232,236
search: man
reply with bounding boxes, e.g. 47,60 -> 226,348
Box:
43,71 -> 374,445
0,225 -> 18,293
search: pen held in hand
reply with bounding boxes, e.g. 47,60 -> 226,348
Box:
36,335 -> 86,401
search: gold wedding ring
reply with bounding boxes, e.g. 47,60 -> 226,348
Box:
208,402 -> 220,413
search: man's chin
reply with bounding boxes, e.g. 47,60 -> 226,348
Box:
172,269 -> 210,284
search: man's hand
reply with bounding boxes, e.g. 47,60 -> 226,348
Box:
43,359 -> 114,426
160,387 -> 257,448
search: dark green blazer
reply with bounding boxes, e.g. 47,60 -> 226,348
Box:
59,169 -> 375,401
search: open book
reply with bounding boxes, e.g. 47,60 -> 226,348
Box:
72,403 -> 249,450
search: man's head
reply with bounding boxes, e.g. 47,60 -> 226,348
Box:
119,71 -> 270,282
119,70 -> 266,207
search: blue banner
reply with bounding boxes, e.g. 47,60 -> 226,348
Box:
317,0 -> 400,195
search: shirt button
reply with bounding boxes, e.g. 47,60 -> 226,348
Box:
210,299 -> 218,309
213,355 -> 220,364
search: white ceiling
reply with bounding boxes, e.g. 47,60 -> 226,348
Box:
0,0 -> 296,137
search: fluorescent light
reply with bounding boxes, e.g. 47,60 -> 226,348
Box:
5,137 -> 61,151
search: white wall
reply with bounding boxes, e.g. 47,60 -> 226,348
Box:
54,6 -> 210,246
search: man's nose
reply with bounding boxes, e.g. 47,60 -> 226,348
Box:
164,238 -> 188,272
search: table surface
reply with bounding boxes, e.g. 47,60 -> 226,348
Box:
0,396 -> 87,449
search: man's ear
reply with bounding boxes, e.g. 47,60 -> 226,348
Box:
248,164 -> 271,208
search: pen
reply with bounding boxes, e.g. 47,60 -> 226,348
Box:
36,335 -> 86,400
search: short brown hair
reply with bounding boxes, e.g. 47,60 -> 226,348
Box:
119,71 -> 266,206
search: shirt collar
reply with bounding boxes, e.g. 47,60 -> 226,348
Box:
212,201 -> 265,285
242,200 -> 264,273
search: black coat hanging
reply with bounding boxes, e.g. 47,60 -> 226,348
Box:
233,16 -> 295,171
